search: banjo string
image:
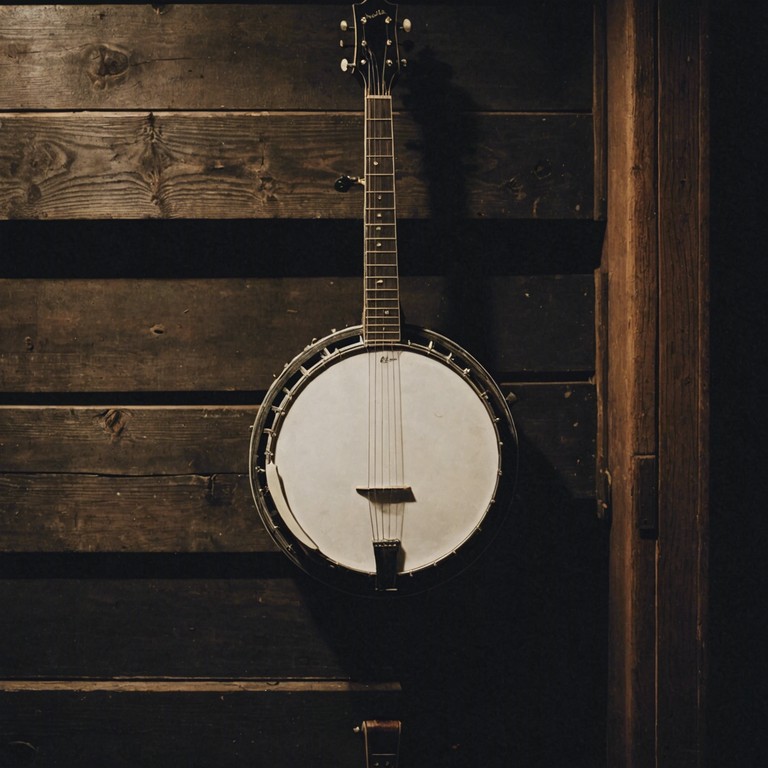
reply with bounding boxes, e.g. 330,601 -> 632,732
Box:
366,88 -> 405,544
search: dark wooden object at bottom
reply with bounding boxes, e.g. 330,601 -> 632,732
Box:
0,682 -> 400,768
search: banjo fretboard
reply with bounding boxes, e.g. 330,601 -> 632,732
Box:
363,94 -> 400,344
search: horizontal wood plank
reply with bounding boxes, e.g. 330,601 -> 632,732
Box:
0,112 -> 594,220
0,4 -> 593,112
0,578 -> 348,679
0,686 -> 401,768
0,473 -> 265,553
0,276 -> 595,392
0,385 -> 594,481
0,384 -> 594,553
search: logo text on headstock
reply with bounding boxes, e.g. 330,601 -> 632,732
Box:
362,9 -> 387,23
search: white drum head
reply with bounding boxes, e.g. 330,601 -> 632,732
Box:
268,347 -> 501,574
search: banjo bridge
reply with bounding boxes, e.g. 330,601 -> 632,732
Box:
355,486 -> 415,504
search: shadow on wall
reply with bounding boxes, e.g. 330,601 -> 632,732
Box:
300,432 -> 608,768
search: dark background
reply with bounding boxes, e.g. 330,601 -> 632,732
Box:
709,1 -> 767,764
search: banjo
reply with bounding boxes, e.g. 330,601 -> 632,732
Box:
249,0 -> 517,594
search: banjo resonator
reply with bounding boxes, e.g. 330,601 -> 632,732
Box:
249,0 -> 518,595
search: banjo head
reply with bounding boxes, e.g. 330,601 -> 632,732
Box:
249,325 -> 517,595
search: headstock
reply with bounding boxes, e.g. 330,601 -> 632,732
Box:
339,0 -> 411,94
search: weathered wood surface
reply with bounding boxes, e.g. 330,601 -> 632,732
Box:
0,276 -> 595,392
0,578 -> 349,678
0,378 -> 592,469
0,385 -> 594,553
0,4 -> 594,112
603,0 -> 709,766
603,0 -> 660,763
0,473 -> 264,553
656,1 -> 708,765
0,112 -> 594,220
0,684 -> 401,768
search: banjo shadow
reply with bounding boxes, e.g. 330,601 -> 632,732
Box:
297,432 -> 608,766
396,46 -> 495,364
293,47 -> 608,766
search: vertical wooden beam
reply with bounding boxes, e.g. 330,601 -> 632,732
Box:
656,1 -> 709,765
603,0 -> 708,765
604,0 -> 659,764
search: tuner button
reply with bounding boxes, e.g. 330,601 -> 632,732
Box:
340,20 -> 349,32
340,58 -> 355,73
401,18 -> 412,33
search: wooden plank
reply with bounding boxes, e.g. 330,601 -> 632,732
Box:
506,383 -> 596,499
603,0 -> 659,764
0,685 -> 401,768
656,0 -> 708,765
0,384 -> 594,482
0,4 -> 593,112
0,384 -> 594,552
0,473 -> 266,553
0,406 -> 253,476
0,578 -> 349,679
0,112 -> 594,220
0,276 -> 595,393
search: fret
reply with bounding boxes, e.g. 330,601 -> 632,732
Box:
363,94 -> 399,343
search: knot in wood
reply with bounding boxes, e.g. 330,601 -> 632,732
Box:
85,45 -> 130,89
97,409 -> 132,441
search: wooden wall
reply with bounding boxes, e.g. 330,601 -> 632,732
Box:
0,4 -> 607,766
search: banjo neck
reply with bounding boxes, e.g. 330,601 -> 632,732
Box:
363,94 -> 401,344
248,1 -> 518,595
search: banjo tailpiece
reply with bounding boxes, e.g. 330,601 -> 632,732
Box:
373,540 -> 401,592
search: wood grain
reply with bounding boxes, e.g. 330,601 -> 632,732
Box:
656,1 -> 709,764
0,384 -> 595,553
0,112 -> 594,220
603,1 -> 709,765
0,578 -> 348,679
0,473 -> 265,553
0,384 -> 594,482
0,276 -> 595,393
603,0 -> 660,763
0,4 -> 593,112
0,685 -> 401,768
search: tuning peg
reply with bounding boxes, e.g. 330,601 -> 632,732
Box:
340,20 -> 349,32
340,58 -> 355,73
334,175 -> 362,192
400,18 -> 412,33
